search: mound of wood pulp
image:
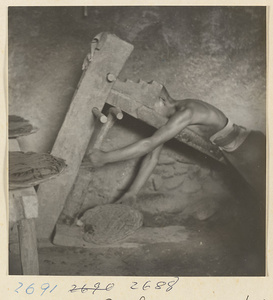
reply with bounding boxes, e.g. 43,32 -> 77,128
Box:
9,115 -> 38,138
9,151 -> 67,189
81,204 -> 143,244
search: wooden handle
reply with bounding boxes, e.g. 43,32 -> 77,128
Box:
92,113 -> 116,149
92,107 -> 108,124
109,106 -> 123,120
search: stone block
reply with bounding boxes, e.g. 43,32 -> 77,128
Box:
181,177 -> 202,193
165,175 -> 185,190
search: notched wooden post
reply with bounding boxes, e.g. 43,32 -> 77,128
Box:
36,33 -> 134,240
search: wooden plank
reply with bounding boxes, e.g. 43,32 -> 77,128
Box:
106,79 -> 224,162
53,223 -> 189,248
18,219 -> 39,275
36,33 -> 134,240
9,188 -> 38,223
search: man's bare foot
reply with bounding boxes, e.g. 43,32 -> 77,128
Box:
116,192 -> 137,206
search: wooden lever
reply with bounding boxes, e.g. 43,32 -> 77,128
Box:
92,107 -> 108,124
109,106 -> 123,120
61,106 -> 124,223
91,106 -> 123,150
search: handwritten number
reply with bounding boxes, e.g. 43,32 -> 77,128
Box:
15,282 -> 23,294
155,281 -> 166,290
166,277 -> 179,292
26,283 -> 35,295
139,297 -> 146,300
106,283 -> 115,292
142,281 -> 151,291
69,284 -> 77,293
50,285 -> 57,293
68,282 -> 115,294
92,282 -> 101,295
81,284 -> 88,293
130,282 -> 138,290
40,283 -> 50,296
15,282 -> 57,295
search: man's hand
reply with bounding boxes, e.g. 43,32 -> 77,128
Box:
116,192 -> 137,206
88,149 -> 106,168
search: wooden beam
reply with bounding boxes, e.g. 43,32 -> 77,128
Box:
18,219 -> 39,275
106,79 -> 224,162
9,189 -> 40,275
36,33 -> 134,240
9,189 -> 38,223
60,107 -> 124,222
53,223 -> 189,248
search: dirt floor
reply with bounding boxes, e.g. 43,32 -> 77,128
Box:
8,6 -> 266,276
9,172 -> 265,276
9,218 -> 265,276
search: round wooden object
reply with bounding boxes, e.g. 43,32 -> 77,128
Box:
92,107 -> 108,123
107,73 -> 116,82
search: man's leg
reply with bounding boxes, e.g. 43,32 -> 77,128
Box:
117,145 -> 163,204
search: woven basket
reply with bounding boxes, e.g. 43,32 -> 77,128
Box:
9,151 -> 67,189
81,204 -> 143,244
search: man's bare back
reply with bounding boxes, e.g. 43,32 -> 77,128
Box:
174,99 -> 227,131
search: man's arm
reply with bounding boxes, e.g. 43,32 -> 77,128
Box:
89,108 -> 192,167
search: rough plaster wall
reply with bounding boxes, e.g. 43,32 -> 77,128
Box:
8,7 -> 266,221
116,7 -> 266,132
